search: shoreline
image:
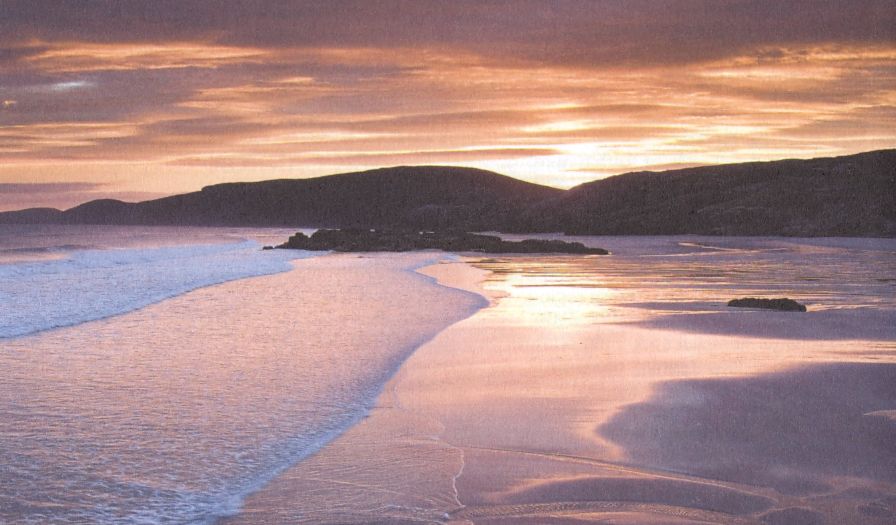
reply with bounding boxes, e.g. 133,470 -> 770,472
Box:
0,250 -> 488,525
228,247 -> 894,524
218,255 -> 494,525
4,230 -> 894,524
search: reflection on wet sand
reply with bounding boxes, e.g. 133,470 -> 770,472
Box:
229,237 -> 895,524
442,240 -> 895,524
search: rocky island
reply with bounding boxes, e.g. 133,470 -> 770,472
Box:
275,229 -> 609,254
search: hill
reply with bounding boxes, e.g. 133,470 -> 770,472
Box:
1,150 -> 893,237
536,149 -> 896,236
0,207 -> 64,224
4,166 -> 561,231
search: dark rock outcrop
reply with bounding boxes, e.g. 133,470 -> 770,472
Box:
727,298 -> 807,312
277,229 -> 608,254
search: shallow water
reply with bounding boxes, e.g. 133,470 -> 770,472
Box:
0,226 -> 485,524
0,225 -> 309,338
490,235 -> 896,317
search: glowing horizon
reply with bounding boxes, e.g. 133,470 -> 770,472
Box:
1,1 -> 894,210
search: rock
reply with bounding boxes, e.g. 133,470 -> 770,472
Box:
276,229 -> 608,255
727,297 -> 807,312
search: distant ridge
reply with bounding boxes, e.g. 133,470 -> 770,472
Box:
2,150 -> 894,237
541,149 -> 896,236
3,166 -> 561,231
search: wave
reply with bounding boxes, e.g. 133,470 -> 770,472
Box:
0,240 -> 315,339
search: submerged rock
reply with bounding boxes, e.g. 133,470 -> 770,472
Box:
276,229 -> 608,254
727,297 -> 807,312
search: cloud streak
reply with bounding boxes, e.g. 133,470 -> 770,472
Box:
0,1 -> 893,205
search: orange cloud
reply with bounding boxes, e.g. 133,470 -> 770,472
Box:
0,11 -> 893,201
24,41 -> 271,72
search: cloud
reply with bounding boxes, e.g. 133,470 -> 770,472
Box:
0,182 -> 102,194
577,162 -> 712,176
170,147 -> 562,167
0,1 -> 892,199
49,80 -> 95,91
3,1 -> 894,66
24,42 -> 271,73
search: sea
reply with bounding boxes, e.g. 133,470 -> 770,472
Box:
0,225 -> 485,524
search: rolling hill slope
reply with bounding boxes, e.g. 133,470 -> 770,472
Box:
2,150 -> 893,237
7,166 -> 562,231
542,149 -> 896,236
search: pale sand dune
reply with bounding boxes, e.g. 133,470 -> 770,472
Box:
226,252 -> 895,524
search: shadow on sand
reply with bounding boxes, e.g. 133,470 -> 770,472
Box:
597,363 -> 896,522
627,305 -> 896,341
600,363 -> 896,492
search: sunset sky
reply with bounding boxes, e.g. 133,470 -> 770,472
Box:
1,1 -> 894,210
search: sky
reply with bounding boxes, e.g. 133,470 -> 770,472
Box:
1,0 -> 894,211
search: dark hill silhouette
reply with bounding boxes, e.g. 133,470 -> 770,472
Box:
1,150 -> 893,236
8,166 -> 562,231
540,149 -> 896,236
0,207 -> 64,224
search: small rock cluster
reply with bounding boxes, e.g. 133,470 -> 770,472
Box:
727,298 -> 807,312
275,229 -> 609,254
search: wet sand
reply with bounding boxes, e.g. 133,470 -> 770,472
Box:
227,243 -> 896,524
414,260 -> 894,524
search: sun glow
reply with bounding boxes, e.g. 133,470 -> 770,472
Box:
1,6 -> 894,207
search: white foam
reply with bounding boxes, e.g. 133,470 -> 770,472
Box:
0,240 -> 312,339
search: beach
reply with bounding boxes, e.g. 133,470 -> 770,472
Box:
227,237 -> 896,524
6,3 -> 895,523
1,230 -> 894,524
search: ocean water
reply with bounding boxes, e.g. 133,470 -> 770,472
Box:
0,225 -> 311,339
0,225 -> 485,524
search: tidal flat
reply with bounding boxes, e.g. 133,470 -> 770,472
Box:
227,236 -> 896,524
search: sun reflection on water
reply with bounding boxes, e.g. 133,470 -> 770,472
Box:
481,267 -> 618,326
